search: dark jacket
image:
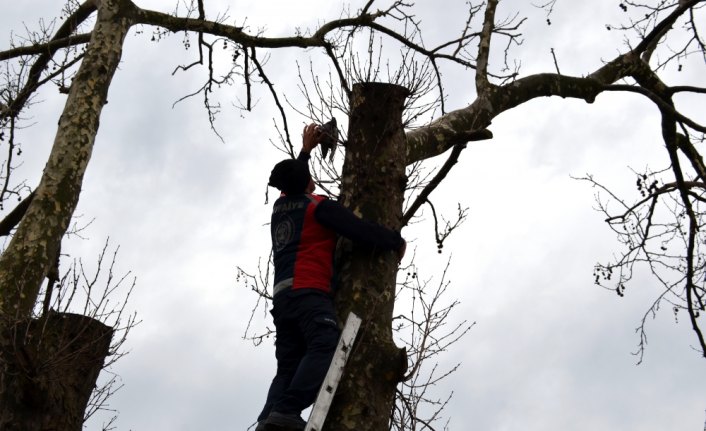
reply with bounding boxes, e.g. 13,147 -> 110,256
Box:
271,166 -> 403,295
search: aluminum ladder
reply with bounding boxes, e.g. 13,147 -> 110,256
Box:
304,312 -> 362,431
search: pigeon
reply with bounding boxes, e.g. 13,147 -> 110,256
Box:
319,117 -> 338,162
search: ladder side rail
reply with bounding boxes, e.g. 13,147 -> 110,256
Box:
305,312 -> 362,431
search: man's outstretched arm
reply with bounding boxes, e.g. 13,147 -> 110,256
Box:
315,200 -> 405,257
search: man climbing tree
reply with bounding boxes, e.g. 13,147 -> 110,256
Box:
259,123 -> 406,430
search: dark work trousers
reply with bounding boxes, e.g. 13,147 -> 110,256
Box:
257,288 -> 340,421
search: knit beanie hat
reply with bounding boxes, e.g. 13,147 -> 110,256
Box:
268,159 -> 311,195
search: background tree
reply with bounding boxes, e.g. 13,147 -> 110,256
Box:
1,0 -> 705,430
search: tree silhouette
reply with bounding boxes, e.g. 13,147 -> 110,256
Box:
1,0 -> 704,429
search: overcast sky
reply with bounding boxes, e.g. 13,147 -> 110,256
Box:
2,0 -> 706,430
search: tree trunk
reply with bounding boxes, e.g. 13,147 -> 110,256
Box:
0,311 -> 113,431
0,1 -> 132,429
326,82 -> 409,431
0,0 -> 132,320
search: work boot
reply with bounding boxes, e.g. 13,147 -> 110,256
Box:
263,411 -> 306,431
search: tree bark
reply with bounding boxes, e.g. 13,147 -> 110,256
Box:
0,311 -> 113,431
326,82 -> 409,431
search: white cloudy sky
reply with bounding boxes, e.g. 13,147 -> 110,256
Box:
2,0 -> 706,430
